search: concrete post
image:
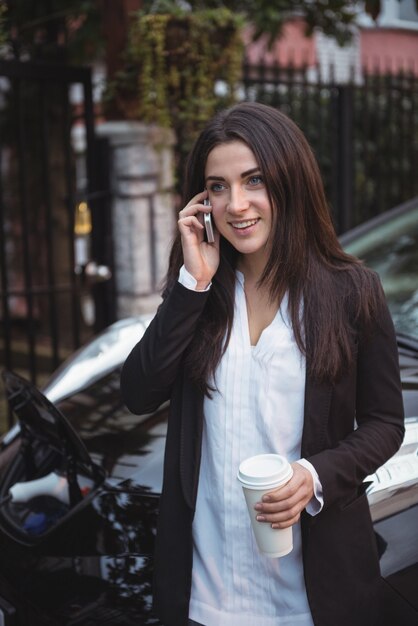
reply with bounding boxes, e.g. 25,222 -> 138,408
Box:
96,122 -> 176,318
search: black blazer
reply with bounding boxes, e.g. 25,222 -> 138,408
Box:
121,276 -> 405,626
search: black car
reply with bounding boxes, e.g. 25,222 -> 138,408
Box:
0,198 -> 418,625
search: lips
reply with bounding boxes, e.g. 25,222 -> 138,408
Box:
230,218 -> 259,230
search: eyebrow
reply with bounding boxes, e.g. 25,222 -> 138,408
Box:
205,167 -> 261,182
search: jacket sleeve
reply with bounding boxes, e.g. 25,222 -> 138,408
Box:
120,281 -> 210,415
307,280 -> 405,510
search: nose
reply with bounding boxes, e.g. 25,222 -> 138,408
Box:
227,185 -> 250,215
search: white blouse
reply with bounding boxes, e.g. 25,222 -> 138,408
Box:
179,268 -> 320,626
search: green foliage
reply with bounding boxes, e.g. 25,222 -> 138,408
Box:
139,0 -> 418,48
140,0 -> 360,47
106,7 -> 244,165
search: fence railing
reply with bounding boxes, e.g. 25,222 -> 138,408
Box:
0,61 -> 113,431
241,60 -> 418,233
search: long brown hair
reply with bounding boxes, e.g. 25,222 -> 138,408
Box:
166,102 -> 384,393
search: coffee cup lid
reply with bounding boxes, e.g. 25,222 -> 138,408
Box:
237,454 -> 293,488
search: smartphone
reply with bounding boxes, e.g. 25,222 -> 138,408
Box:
203,199 -> 215,243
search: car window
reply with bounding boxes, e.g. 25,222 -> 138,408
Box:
343,205 -> 418,340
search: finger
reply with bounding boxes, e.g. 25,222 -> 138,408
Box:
178,215 -> 204,232
256,504 -> 302,525
255,493 -> 306,518
179,191 -> 210,218
254,512 -> 300,530
179,205 -> 211,223
260,483 -> 301,504
255,497 -> 295,514
271,515 -> 300,529
255,481 -> 313,515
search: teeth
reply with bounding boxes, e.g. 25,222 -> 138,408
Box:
231,219 -> 258,230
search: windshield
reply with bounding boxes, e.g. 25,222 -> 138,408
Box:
343,204 -> 418,341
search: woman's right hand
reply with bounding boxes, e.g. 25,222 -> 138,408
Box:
178,190 -> 220,289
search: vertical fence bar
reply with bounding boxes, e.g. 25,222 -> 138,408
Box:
257,61 -> 266,102
0,147 -> 12,373
91,136 -> 115,330
0,145 -> 14,429
368,71 -> 377,218
373,69 -> 385,215
272,59 -> 281,108
384,72 -> 394,207
15,77 -> 37,382
315,66 -> 331,208
348,67 -> 358,226
335,85 -> 354,233
409,73 -> 417,199
287,62 -> 295,118
328,63 -> 340,227
39,80 -> 60,370
361,71 -> 370,222
83,70 -> 105,333
398,69 -> 407,205
62,82 -> 80,350
300,64 -> 308,135
406,73 -> 415,199
380,71 -> 389,212
315,64 -> 325,165
83,71 -> 97,258
329,83 -> 339,229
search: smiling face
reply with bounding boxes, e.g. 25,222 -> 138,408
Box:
205,140 -> 273,273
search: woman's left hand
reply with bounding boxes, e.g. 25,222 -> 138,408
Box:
254,462 -> 314,529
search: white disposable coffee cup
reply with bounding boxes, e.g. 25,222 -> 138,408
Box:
237,454 -> 294,558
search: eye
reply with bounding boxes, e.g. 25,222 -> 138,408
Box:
248,175 -> 263,186
209,182 -> 226,192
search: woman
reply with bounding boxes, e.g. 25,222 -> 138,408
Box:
121,102 -> 404,626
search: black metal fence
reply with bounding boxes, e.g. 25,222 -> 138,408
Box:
0,61 -> 114,429
242,60 -> 418,233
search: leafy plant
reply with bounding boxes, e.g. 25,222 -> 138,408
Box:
106,7 -> 244,178
140,0 -> 360,47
